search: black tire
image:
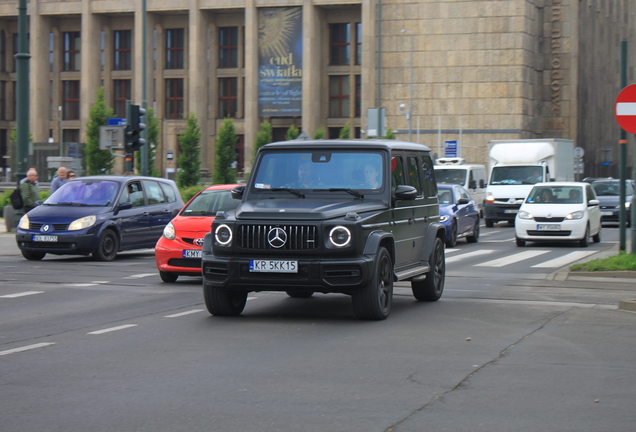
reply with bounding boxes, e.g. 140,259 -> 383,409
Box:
286,290 -> 314,298
592,224 -> 601,243
159,271 -> 178,282
446,221 -> 457,247
204,284 -> 247,316
352,247 -> 393,320
466,218 -> 480,243
579,225 -> 590,247
21,250 -> 46,261
507,220 -> 515,227
516,238 -> 526,247
412,237 -> 445,301
93,229 -> 119,261
485,218 -> 494,228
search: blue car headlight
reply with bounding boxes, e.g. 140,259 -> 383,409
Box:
68,215 -> 96,231
439,215 -> 450,223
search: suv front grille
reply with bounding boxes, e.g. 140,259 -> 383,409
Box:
237,225 -> 318,250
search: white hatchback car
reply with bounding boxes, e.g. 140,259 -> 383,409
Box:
515,182 -> 601,247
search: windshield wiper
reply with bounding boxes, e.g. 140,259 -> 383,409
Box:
271,188 -> 305,198
326,188 -> 364,198
54,202 -> 89,206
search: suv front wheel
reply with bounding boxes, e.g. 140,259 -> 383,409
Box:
204,285 -> 248,316
412,237 -> 445,301
352,247 -> 393,320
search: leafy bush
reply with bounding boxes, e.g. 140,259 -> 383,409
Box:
0,190 -> 11,209
178,185 -> 206,204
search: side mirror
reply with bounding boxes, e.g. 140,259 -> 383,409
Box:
114,201 -> 132,215
394,185 -> 418,201
231,185 -> 246,200
457,198 -> 470,205
469,179 -> 477,189
479,179 -> 486,188
588,199 -> 600,206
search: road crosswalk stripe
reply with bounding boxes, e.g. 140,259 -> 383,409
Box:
531,251 -> 597,268
446,250 -> 495,263
475,250 -> 550,267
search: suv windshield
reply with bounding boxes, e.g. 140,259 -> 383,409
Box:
45,180 -> 120,206
252,151 -> 384,192
182,189 -> 239,216
592,181 -> 633,196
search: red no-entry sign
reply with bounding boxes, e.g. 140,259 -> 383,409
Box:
615,84 -> 636,134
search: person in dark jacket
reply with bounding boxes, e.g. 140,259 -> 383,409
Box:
20,169 -> 40,213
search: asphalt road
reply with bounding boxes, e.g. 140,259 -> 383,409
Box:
1,226 -> 636,432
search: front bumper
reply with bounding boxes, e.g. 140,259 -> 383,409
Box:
484,202 -> 520,222
155,238 -> 203,275
202,254 -> 375,294
600,208 -> 630,223
515,218 -> 587,241
16,231 -> 97,255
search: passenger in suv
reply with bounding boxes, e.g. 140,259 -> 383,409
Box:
201,140 -> 446,320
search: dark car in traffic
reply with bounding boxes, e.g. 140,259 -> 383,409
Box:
201,139 -> 447,320
16,175 -> 184,261
437,183 -> 480,247
591,178 -> 633,226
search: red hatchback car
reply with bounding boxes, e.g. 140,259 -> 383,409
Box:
155,184 -> 240,282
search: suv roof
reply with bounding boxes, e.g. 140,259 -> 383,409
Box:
261,139 -> 432,152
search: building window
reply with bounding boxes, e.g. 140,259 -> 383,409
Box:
49,81 -> 53,121
329,23 -> 350,66
0,81 -> 5,120
219,77 -> 237,118
113,80 -> 131,118
355,23 -> 362,65
355,75 -> 361,117
114,30 -> 132,70
63,32 -> 81,71
165,29 -> 184,69
219,27 -> 238,68
329,75 -> 350,118
49,32 -> 54,72
63,129 -> 80,144
0,31 -> 5,72
165,78 -> 184,119
62,80 -> 80,120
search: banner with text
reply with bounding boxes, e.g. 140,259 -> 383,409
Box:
258,7 -> 303,116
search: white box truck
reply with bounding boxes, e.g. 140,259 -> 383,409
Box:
484,139 -> 574,227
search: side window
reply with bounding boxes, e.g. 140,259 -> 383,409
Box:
420,153 -> 437,198
586,185 -> 597,201
120,181 -> 144,207
406,155 -> 422,196
391,154 -> 405,190
159,182 -> 177,203
143,180 -> 167,205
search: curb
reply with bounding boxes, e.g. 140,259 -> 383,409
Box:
618,300 -> 636,313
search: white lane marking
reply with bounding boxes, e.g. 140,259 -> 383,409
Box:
532,251 -> 597,268
475,250 -> 550,267
1,291 -> 44,298
444,298 -> 617,309
480,239 -> 516,243
87,324 -> 138,335
616,102 -> 636,116
445,248 -> 460,253
446,250 -> 495,264
91,281 -> 110,284
164,309 -> 204,318
478,231 -> 498,237
0,342 -> 55,356
68,283 -> 99,287
124,273 -> 157,279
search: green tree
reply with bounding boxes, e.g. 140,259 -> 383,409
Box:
383,127 -> 396,139
313,125 -> 326,139
135,107 -> 160,176
253,121 -> 273,160
85,87 -> 115,175
213,118 -> 238,184
285,124 -> 299,140
339,122 -> 351,139
177,113 -> 202,188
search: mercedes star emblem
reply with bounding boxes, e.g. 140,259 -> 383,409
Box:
267,227 -> 287,248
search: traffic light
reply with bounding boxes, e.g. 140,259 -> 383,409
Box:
125,104 -> 147,152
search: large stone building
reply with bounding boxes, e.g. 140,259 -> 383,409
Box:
0,0 -> 634,181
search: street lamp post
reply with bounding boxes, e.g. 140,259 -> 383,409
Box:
401,29 -> 414,142
58,106 -> 63,156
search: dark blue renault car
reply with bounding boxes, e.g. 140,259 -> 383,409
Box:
437,183 -> 480,247
16,176 -> 183,261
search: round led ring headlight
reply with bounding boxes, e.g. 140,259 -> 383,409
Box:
215,224 -> 233,245
329,226 -> 351,247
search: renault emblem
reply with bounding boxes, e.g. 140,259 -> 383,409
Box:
42,224 -> 50,232
267,227 -> 287,248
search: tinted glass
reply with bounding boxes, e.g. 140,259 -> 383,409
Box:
182,190 -> 239,216
46,180 -> 120,206
526,186 -> 583,204
142,180 -> 167,204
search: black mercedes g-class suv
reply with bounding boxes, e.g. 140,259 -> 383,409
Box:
201,139 -> 446,320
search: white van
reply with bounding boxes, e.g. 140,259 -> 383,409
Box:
434,158 -> 487,215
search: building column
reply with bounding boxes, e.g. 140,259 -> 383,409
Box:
30,3 -> 49,143
80,2 -> 101,139
301,0 -> 321,137
361,0 -> 377,137
244,0 -> 259,173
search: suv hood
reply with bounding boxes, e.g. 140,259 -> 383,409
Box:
235,198 -> 386,221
